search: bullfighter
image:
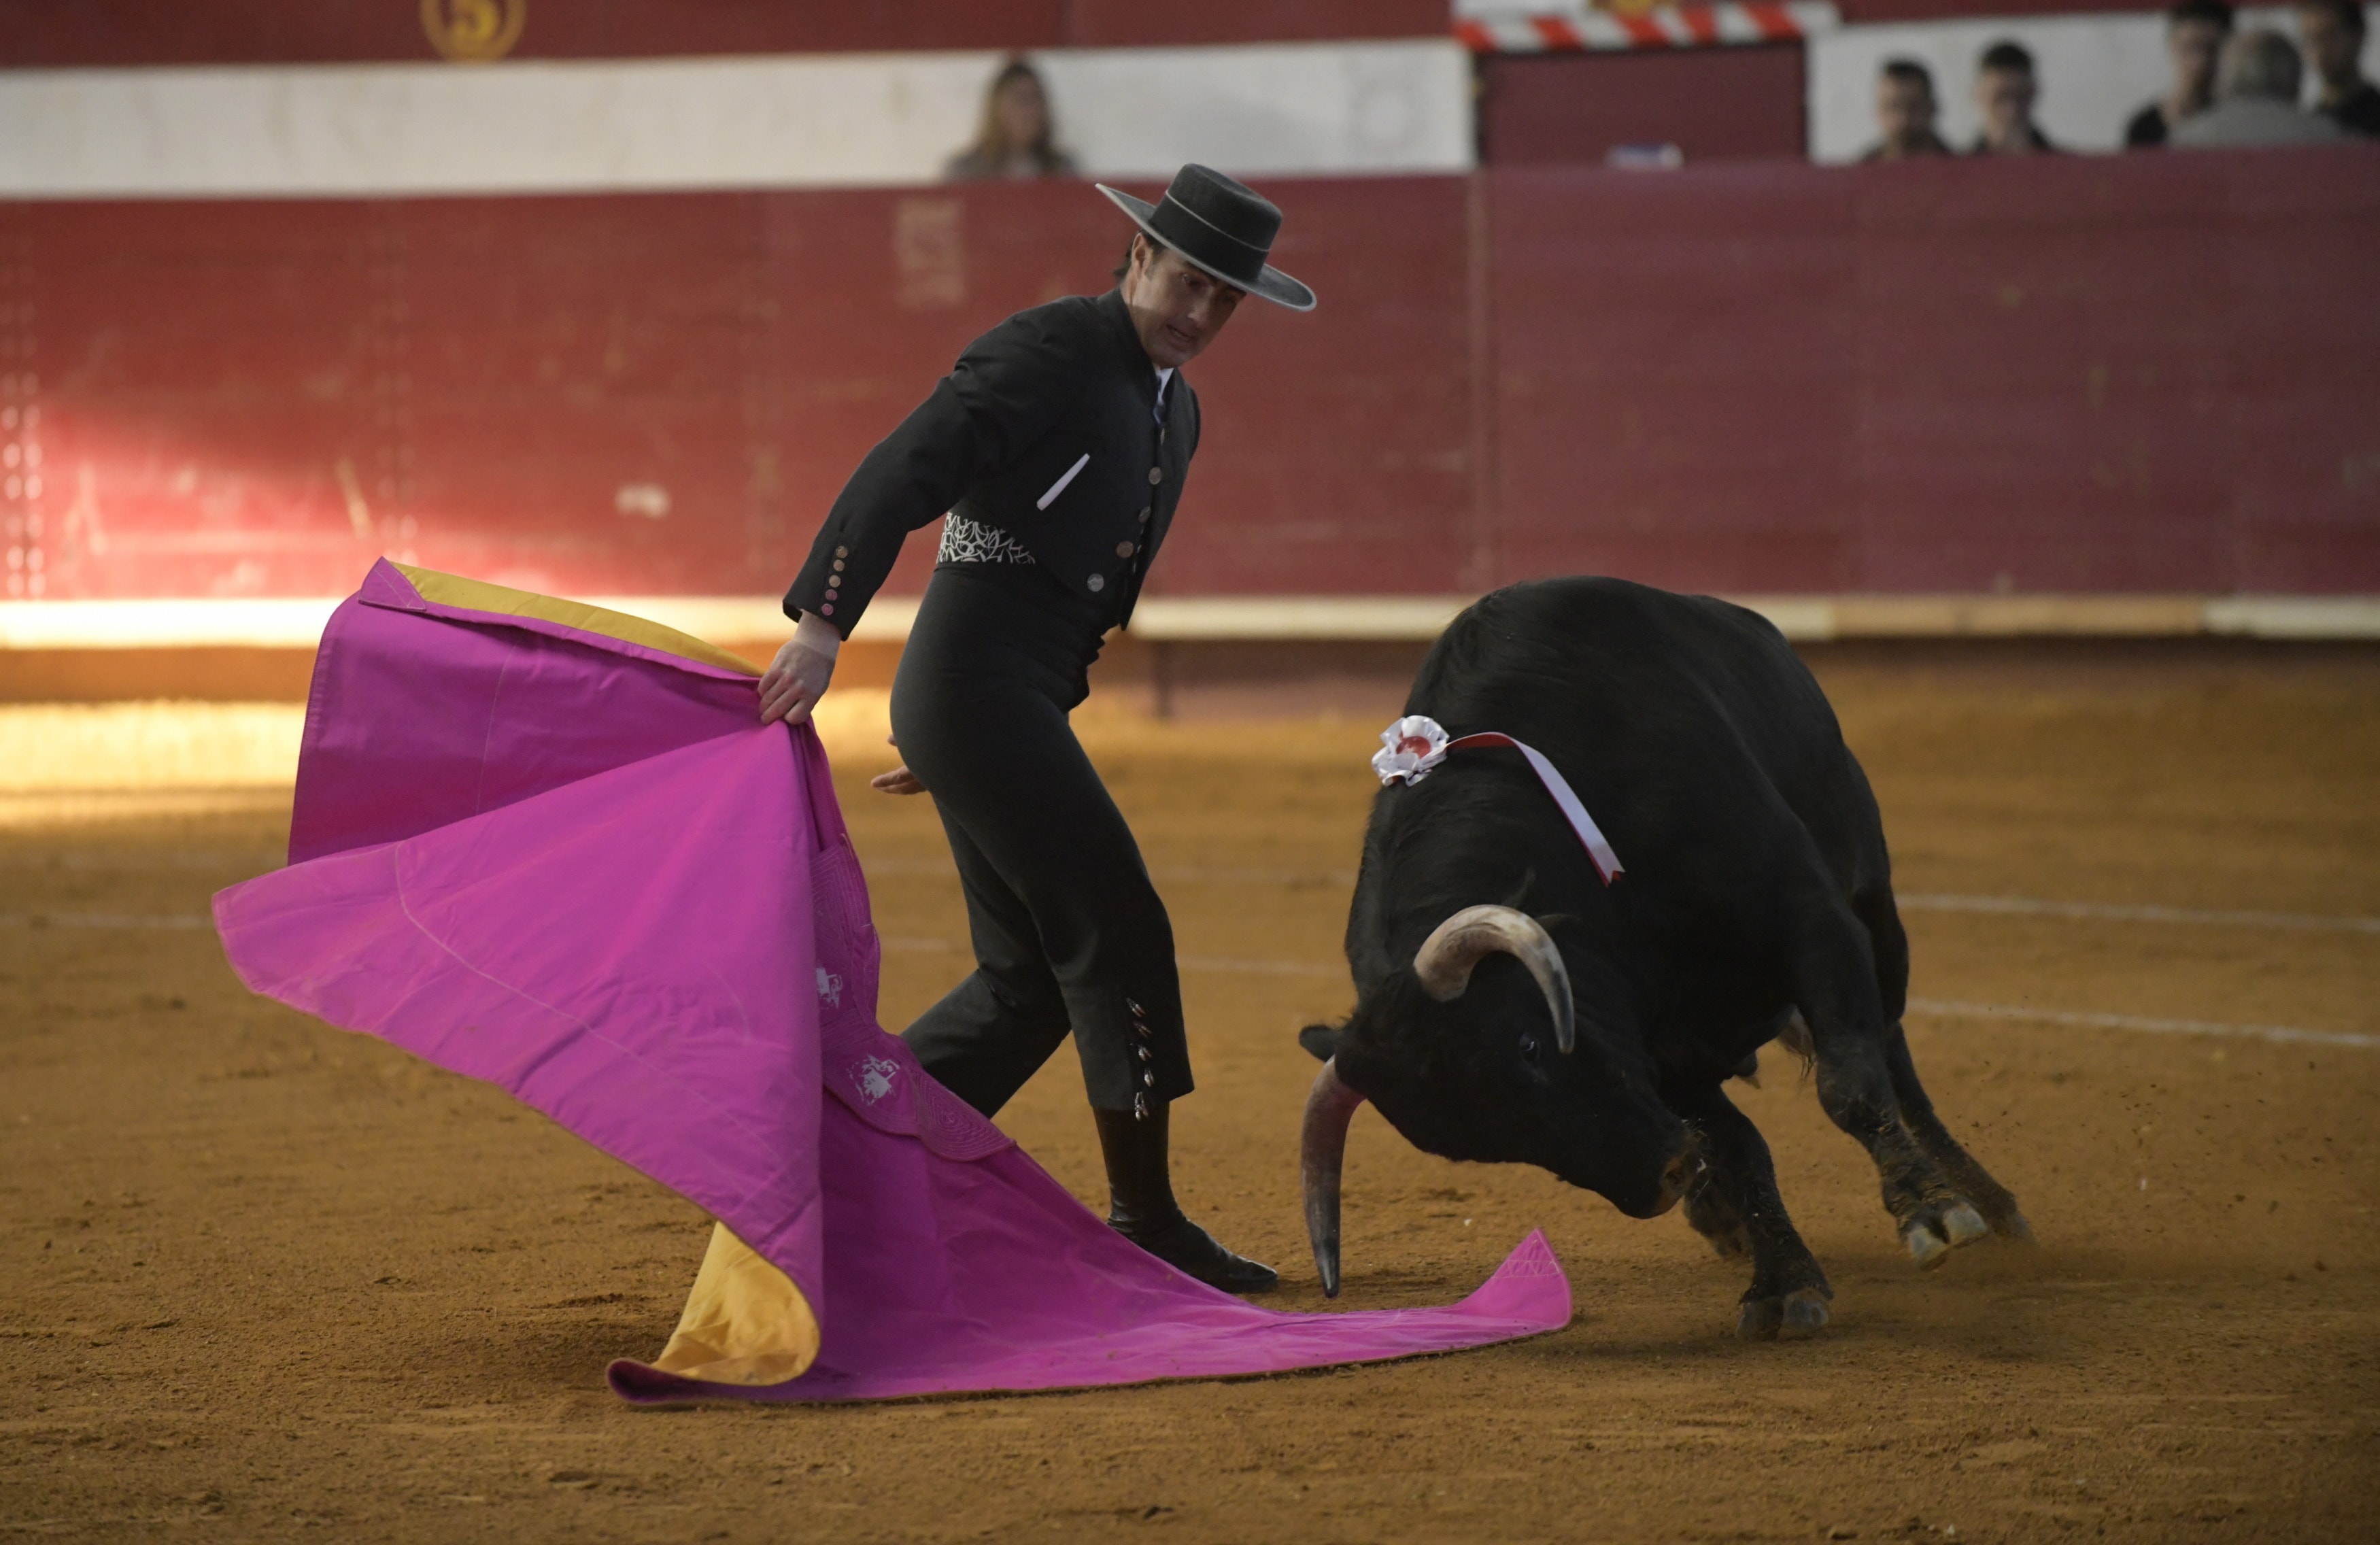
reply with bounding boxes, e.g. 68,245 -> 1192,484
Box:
757,165 -> 1314,1292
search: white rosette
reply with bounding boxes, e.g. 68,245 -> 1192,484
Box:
1372,714 -> 1452,785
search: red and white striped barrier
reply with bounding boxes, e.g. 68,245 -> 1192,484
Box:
1455,1 -> 1839,52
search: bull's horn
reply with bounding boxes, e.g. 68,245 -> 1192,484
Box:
1412,904 -> 1576,1055
1300,1057 -> 1367,1299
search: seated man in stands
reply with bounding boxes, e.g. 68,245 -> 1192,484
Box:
1861,58 -> 1952,159
2126,0 -> 2234,147
2173,29 -> 2346,146
1970,41 -> 2060,153
2296,0 -> 2380,136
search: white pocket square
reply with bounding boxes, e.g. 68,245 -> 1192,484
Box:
1036,453 -> 1090,511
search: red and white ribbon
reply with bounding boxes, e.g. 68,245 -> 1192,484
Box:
1372,715 -> 1625,886
1453,1 -> 1839,54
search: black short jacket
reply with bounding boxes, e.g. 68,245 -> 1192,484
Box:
785,288 -> 1198,637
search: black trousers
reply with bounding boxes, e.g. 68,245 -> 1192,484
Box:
891,563 -> 1193,1118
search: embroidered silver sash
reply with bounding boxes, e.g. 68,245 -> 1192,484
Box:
937,513 -> 1036,566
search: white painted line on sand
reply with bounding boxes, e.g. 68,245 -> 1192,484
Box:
871,863 -> 2379,936
15,914 -> 2364,1048
0,911 -> 211,930
1152,867 -> 1359,889
0,851 -> 284,873
877,938 -> 2372,1045
864,857 -> 1359,887
1900,894 -> 2379,935
1907,998 -> 2376,1050
1176,955 -> 1342,977
881,935 -> 1340,978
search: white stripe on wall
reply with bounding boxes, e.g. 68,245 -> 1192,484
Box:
0,41 -> 1474,198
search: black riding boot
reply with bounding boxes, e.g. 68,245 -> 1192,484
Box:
1092,1102 -> 1278,1294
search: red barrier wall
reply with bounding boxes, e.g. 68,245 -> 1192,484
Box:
0,0 -> 1450,65
0,0 -> 2177,64
3,150 -> 2375,607
1487,154 -> 2380,594
0,179 -> 1475,602
1479,47 -> 1808,166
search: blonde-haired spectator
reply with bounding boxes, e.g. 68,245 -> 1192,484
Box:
945,58 -> 1077,181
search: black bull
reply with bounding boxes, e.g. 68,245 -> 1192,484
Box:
1297,577 -> 2030,1339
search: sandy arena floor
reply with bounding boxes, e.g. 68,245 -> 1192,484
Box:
3,646 -> 2377,1542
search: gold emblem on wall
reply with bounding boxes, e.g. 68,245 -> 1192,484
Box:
421,0 -> 526,63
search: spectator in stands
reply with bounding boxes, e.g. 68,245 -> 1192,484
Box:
2296,0 -> 2380,136
945,58 -> 1077,180
1971,41 -> 2060,153
2126,0 -> 2234,147
1862,58 -> 1952,159
2173,29 -> 2347,145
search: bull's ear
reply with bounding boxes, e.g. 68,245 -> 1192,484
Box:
1297,1023 -> 1340,1063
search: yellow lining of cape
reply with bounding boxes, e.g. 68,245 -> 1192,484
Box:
638,1222 -> 823,1387
393,563 -> 762,677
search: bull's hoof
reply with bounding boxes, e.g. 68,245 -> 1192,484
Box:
1901,1201 -> 1990,1270
1776,1288 -> 1831,1340
1736,1286 -> 1831,1342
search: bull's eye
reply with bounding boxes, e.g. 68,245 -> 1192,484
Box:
1518,1034 -> 1540,1060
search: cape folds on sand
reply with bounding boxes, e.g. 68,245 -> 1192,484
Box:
209,559 -> 1571,1402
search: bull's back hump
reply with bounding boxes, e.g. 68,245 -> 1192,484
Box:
1414,578 -> 1794,713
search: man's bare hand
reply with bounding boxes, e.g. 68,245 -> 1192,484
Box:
871,736 -> 925,795
758,612 -> 842,725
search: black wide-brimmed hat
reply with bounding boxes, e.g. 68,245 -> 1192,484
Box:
1098,165 -> 1316,313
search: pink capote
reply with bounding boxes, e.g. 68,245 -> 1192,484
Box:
214,560 -> 1571,1402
